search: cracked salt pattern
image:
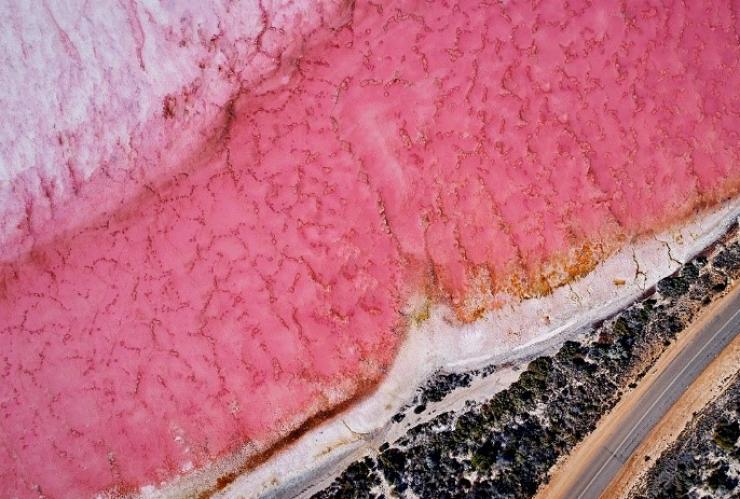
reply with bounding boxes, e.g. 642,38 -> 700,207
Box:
0,1 -> 738,497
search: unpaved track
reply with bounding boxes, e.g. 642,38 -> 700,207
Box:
537,285 -> 740,499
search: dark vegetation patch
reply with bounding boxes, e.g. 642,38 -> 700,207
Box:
389,366 -> 495,424
629,375 -> 740,499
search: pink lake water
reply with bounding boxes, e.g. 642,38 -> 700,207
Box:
1,1 -> 738,497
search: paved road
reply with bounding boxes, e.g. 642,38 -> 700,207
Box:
561,287 -> 740,499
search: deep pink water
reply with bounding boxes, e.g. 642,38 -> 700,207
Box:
1,1 -> 738,497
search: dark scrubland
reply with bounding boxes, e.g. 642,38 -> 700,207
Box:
312,226 -> 740,499
628,375 -> 740,499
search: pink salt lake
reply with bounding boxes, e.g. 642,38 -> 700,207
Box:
1,1 -> 738,497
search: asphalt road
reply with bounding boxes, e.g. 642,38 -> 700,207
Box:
562,287 -> 740,499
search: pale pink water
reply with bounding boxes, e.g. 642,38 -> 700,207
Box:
1,1 -> 738,497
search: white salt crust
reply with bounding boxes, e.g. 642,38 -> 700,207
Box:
134,199 -> 740,499
0,0 -> 323,182
0,0 -> 342,258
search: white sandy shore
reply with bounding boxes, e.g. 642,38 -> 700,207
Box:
140,199 -> 740,499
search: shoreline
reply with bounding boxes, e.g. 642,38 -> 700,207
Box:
140,198 -> 740,499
